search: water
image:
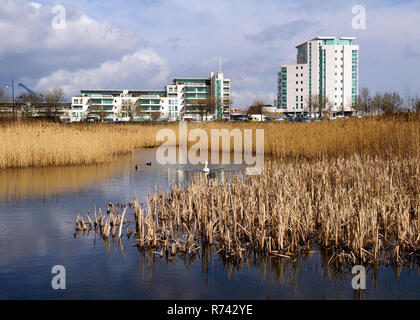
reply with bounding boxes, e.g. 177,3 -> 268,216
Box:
0,149 -> 419,300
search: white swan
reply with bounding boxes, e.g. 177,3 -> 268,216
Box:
202,161 -> 210,173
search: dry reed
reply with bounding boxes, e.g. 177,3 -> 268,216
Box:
1,115 -> 419,168
75,155 -> 420,264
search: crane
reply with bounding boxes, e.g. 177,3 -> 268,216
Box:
18,83 -> 39,97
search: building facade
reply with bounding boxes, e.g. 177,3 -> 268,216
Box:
277,37 -> 359,116
70,72 -> 231,122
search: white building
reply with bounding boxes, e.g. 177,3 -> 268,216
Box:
70,72 -> 231,122
277,37 -> 359,116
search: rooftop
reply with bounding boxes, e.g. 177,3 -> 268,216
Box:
296,36 -> 356,48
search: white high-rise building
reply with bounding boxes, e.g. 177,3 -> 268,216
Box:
277,37 -> 359,115
70,72 -> 231,122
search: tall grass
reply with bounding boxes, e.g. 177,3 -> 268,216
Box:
69,114 -> 420,264
1,115 -> 419,168
0,121 -> 162,169
76,156 -> 419,264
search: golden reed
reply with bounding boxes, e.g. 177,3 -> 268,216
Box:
1,115 -> 419,169
72,114 -> 420,264
76,156 -> 419,264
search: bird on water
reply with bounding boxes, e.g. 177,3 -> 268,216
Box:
202,161 -> 210,173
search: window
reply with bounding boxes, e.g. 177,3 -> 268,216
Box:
296,89 -> 298,92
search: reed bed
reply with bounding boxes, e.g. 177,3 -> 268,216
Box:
75,155 -> 420,264
0,121 -> 162,169
1,114 -> 419,168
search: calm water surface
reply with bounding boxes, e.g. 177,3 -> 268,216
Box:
0,149 -> 419,299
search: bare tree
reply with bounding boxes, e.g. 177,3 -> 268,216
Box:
381,92 -> 403,114
135,99 -> 152,121
89,104 -> 107,122
370,93 -> 382,115
195,99 -> 208,121
17,92 -> 43,104
151,111 -> 162,121
205,96 -> 218,117
357,87 -> 370,115
307,94 -> 333,118
246,100 -> 265,121
45,88 -> 65,120
404,85 -> 412,112
121,100 -> 141,122
415,95 -> 420,113
0,89 -> 10,102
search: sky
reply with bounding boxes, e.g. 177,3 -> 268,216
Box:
1,0 -> 420,108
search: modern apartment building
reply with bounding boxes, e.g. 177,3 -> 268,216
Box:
277,37 -> 359,116
70,72 -> 231,122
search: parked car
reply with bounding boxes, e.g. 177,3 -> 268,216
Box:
286,115 -> 295,122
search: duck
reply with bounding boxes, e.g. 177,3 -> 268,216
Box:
146,162 -> 152,166
202,161 -> 210,173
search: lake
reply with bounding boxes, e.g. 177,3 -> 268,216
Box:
0,149 -> 419,299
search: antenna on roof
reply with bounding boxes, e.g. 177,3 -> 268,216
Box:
219,56 -> 222,73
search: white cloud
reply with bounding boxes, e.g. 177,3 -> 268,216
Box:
0,0 -> 169,96
232,90 -> 275,108
37,49 -> 169,95
29,2 -> 42,9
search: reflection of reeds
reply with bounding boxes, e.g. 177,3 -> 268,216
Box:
1,115 -> 419,168
76,155 -> 419,264
0,161 -> 125,203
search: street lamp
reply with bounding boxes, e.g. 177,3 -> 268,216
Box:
5,80 -> 15,118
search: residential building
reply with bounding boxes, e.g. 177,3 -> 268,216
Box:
70,72 -> 231,122
277,37 -> 359,116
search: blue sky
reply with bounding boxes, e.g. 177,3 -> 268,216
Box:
1,0 -> 420,107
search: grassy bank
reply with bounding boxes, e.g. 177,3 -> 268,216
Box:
1,115 -> 419,169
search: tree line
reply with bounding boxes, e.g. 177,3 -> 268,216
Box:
246,88 -> 420,117
0,87 -> 66,120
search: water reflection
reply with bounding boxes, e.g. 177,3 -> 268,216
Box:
0,150 -> 246,204
0,158 -> 127,204
131,244 -> 420,300
1,149 -> 419,299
